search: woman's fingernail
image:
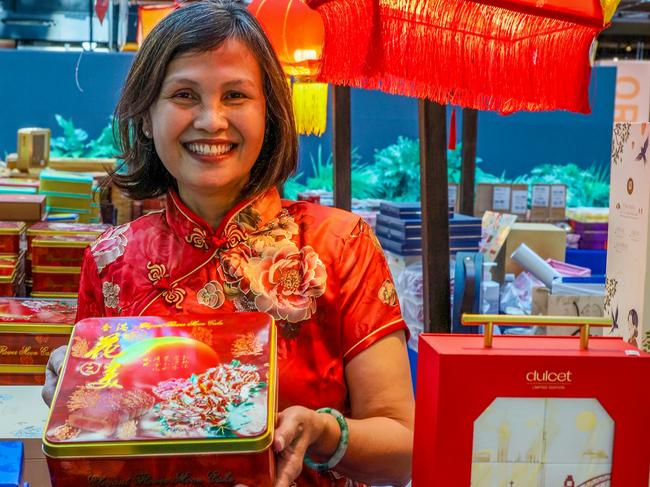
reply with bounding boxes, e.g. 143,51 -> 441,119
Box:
275,437 -> 285,451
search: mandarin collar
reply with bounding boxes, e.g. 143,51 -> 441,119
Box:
165,187 -> 283,250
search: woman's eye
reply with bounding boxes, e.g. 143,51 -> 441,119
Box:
226,92 -> 246,100
173,91 -> 194,100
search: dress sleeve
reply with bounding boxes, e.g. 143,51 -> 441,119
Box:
75,247 -> 106,322
338,219 -> 408,363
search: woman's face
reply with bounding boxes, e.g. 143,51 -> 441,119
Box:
148,39 -> 266,200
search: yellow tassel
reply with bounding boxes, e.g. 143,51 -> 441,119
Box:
600,0 -> 621,24
292,82 -> 328,136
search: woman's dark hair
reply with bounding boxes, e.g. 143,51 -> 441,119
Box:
111,0 -> 297,200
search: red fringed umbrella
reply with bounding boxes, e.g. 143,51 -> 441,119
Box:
306,0 -> 620,113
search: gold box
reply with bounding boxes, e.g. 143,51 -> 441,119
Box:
504,222 -> 566,275
17,128 -> 51,172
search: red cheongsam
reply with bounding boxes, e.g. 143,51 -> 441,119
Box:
76,187 -> 407,486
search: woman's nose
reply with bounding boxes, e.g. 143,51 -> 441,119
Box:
194,104 -> 229,133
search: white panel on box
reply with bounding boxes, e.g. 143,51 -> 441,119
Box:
472,397 -> 545,463
472,462 -> 543,487
606,122 -> 650,352
543,398 -> 614,465
542,463 -> 611,487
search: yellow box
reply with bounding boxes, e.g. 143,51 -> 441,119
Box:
504,222 -> 566,275
17,128 -> 50,171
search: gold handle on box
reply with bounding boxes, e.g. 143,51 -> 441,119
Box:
461,314 -> 613,350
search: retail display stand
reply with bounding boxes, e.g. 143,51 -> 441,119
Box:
412,314 -> 650,486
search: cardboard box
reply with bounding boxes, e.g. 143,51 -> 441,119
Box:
531,287 -> 605,335
17,128 -> 50,172
448,183 -> 459,213
504,223 -> 566,275
412,333 -> 650,485
474,183 -> 494,216
531,184 -> 551,221
509,183 -> 528,217
550,184 -> 567,220
0,194 -> 45,222
605,122 -> 650,352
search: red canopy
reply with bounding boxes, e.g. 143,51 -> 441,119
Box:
307,0 -> 620,113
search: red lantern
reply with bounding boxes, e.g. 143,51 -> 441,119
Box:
249,0 -> 328,135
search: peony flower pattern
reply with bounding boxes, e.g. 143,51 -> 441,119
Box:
245,242 -> 327,323
197,281 -> 225,309
92,223 -> 130,273
102,282 -> 120,309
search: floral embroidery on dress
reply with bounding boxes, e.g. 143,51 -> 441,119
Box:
235,205 -> 262,231
378,279 -> 398,306
92,223 -> 130,273
147,262 -> 185,309
102,282 -> 120,309
223,221 -> 247,249
245,243 -> 327,323
196,281 -> 225,309
146,262 -> 167,286
162,287 -> 186,310
185,227 -> 209,250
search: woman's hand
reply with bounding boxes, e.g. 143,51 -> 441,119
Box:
273,405 -> 331,487
41,345 -> 67,406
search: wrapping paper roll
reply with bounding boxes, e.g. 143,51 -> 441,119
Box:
510,243 -> 561,288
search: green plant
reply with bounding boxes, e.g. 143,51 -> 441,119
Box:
50,115 -> 120,158
288,145 -> 381,199
516,162 -> 610,207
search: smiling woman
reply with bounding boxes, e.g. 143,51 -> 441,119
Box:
42,2 -> 414,487
146,42 -> 268,227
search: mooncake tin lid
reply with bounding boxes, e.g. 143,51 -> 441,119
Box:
0,297 -> 77,332
0,221 -> 26,234
32,234 -> 96,248
44,313 -> 277,458
27,222 -> 110,236
32,266 -> 82,274
29,291 -> 78,299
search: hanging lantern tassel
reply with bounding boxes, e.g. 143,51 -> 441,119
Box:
292,81 -> 328,136
448,107 -> 457,150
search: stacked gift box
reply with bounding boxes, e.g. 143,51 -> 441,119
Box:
0,222 -> 27,297
39,170 -> 95,223
567,208 -> 608,250
26,222 -> 110,298
0,297 -> 77,385
375,202 -> 482,257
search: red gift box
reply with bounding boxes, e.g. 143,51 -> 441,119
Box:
31,266 -> 81,294
413,330 -> 650,486
0,221 -> 25,253
44,313 -> 277,486
31,234 -> 96,267
0,297 -> 76,385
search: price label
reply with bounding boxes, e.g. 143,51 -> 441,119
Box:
532,185 -> 550,207
492,186 -> 511,211
511,190 -> 528,214
448,185 -> 458,210
551,185 -> 566,208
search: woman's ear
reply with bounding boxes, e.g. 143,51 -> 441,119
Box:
142,116 -> 152,139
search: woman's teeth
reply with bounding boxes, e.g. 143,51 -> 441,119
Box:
186,143 -> 233,156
